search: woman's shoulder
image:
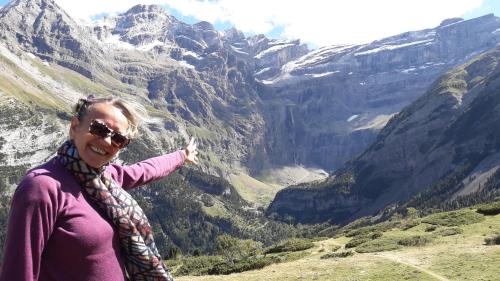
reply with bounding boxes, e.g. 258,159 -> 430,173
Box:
15,158 -> 73,201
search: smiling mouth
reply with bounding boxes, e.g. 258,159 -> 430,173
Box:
90,145 -> 107,156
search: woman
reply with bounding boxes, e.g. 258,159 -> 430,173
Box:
0,96 -> 198,281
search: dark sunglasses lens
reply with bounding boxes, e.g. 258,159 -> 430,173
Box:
89,121 -> 111,138
89,120 -> 130,148
111,134 -> 130,148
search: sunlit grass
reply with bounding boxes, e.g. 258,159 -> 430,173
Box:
0,54 -> 67,111
176,211 -> 500,281
229,172 -> 282,207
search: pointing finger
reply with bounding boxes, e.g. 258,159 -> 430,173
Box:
189,137 -> 195,147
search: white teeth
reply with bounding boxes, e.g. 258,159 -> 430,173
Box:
90,145 -> 107,155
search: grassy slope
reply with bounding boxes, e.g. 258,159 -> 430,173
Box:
0,47 -> 146,114
229,172 -> 282,207
0,54 -> 67,112
178,211 -> 500,281
229,166 -> 327,207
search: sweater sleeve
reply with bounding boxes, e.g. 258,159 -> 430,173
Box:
0,174 -> 59,281
108,150 -> 185,190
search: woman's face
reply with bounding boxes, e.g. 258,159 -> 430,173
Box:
69,102 -> 129,168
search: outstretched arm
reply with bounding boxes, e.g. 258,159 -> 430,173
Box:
110,137 -> 199,189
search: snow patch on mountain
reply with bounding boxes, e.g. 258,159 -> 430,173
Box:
176,35 -> 208,49
254,43 -> 296,59
178,60 -> 195,69
183,50 -> 202,59
137,40 -> 164,51
310,71 -> 339,78
282,44 -> 357,73
347,115 -> 359,122
102,34 -> 136,50
355,39 -> 434,56
231,45 -> 249,55
255,67 -> 271,76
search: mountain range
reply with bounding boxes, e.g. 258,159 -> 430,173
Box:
0,0 -> 500,253
269,46 -> 500,223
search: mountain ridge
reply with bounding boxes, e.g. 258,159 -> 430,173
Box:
268,46 -> 500,224
2,0 -> 499,176
1,0 -> 500,241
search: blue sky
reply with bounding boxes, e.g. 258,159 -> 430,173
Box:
0,0 -> 499,47
463,0 -> 500,19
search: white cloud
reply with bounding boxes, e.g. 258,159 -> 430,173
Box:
54,0 -> 484,47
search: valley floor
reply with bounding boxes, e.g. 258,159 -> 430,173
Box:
177,214 -> 500,281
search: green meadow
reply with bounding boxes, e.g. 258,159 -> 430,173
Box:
173,206 -> 500,281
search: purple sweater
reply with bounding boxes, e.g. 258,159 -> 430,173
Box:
0,151 -> 185,281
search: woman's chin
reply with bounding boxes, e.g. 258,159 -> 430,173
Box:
81,149 -> 111,169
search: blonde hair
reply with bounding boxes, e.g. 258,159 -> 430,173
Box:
73,95 -> 139,138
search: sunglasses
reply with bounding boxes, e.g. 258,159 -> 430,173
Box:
88,119 -> 131,148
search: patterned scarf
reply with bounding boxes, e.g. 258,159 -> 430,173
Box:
57,140 -> 174,281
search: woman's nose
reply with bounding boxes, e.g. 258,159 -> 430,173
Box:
101,135 -> 113,146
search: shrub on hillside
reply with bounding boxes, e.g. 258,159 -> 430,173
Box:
345,231 -> 383,249
435,227 -> 463,236
398,235 -> 432,247
425,225 -> 438,232
422,209 -> 484,226
400,219 -> 421,230
344,224 -> 393,237
345,237 -> 370,249
264,238 -> 314,254
330,245 -> 341,252
345,227 -> 371,237
175,256 -> 224,276
320,250 -> 355,259
215,234 -> 263,263
368,232 -> 383,239
355,239 -> 401,253
476,201 -> 500,216
208,256 -> 279,275
484,234 -> 500,245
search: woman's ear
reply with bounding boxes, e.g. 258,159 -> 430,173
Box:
69,117 -> 80,139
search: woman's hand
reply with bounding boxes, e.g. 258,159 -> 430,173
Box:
183,137 -> 199,165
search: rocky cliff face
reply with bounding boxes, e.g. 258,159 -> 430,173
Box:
0,0 -> 302,256
1,0 -> 500,227
3,1 -> 497,177
258,14 -> 500,171
0,0 -> 110,79
268,46 -> 500,223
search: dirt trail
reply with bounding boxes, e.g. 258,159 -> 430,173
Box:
370,252 -> 450,281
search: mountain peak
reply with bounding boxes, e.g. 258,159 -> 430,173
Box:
0,0 -> 103,79
222,27 -> 246,41
439,17 -> 463,27
0,0 -> 80,42
1,0 -> 64,15
123,4 -> 168,16
1,0 -> 66,15
112,4 -> 175,46
193,21 -> 215,31
118,3 -> 172,25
